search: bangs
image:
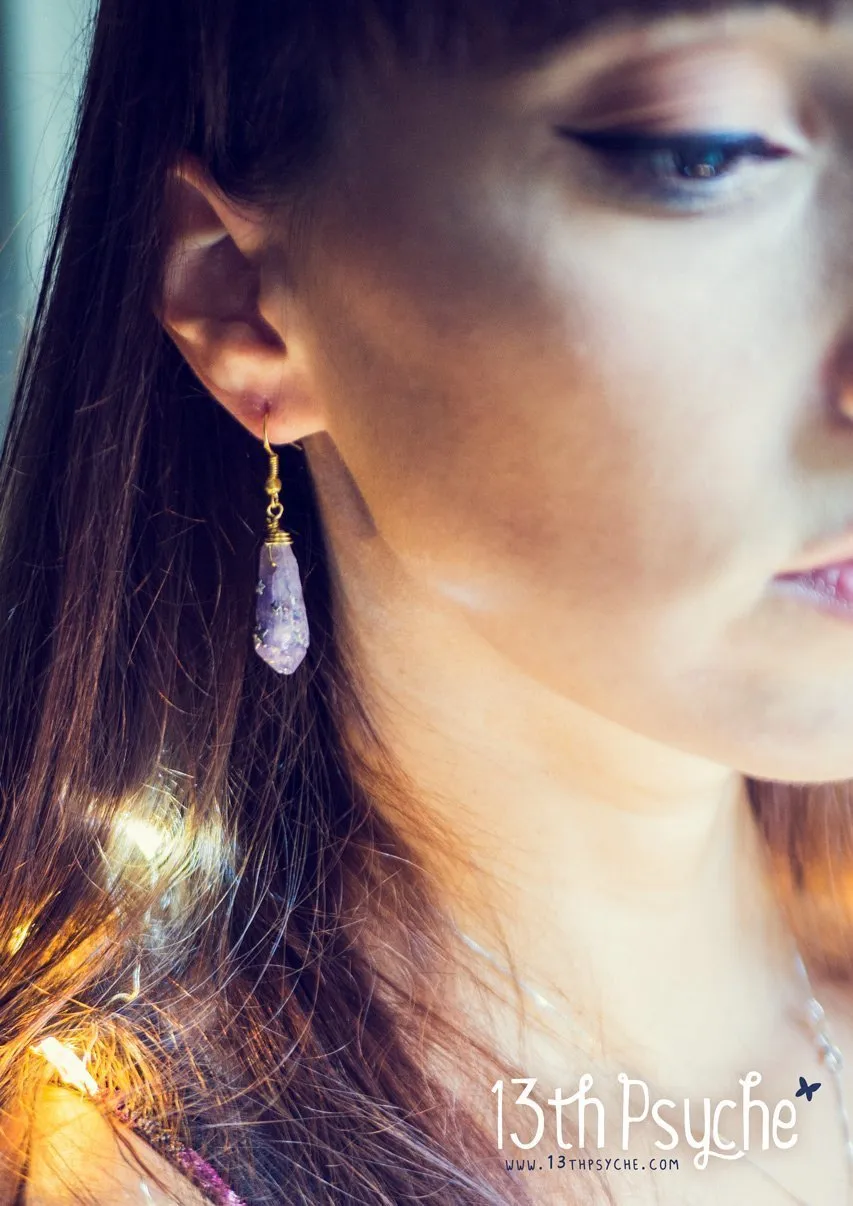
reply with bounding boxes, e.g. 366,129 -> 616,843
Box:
358,0 -> 840,70
189,0 -> 841,206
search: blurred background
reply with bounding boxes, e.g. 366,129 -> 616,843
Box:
0,0 -> 94,425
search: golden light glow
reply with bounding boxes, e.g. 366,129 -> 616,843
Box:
8,921 -> 31,954
32,1037 -> 99,1096
114,814 -> 169,862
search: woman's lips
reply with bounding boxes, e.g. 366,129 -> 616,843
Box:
773,560 -> 853,601
770,527 -> 853,613
774,525 -> 853,577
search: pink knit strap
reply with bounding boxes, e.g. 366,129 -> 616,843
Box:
173,1146 -> 248,1206
111,1103 -> 248,1206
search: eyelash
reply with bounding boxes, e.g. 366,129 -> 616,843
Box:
556,128 -> 793,209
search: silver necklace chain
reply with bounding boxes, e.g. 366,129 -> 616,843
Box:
458,929 -> 853,1205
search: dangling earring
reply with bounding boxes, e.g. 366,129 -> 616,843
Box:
253,415 -> 310,674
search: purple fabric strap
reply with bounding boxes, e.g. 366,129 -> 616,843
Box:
175,1146 -> 248,1206
111,1102 -> 248,1206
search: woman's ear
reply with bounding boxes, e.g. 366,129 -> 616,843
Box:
157,154 -> 325,444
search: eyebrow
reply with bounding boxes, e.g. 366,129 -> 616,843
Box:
518,0 -> 844,54
490,0 -> 845,79
564,0 -> 840,31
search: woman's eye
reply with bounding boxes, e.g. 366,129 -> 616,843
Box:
556,128 -> 793,210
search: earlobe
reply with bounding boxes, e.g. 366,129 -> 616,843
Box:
158,156 -> 325,445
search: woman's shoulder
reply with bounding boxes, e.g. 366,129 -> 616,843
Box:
23,1084 -> 211,1206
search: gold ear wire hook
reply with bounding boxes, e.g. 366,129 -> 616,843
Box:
261,413 -> 292,545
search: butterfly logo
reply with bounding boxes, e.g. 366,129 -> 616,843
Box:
795,1075 -> 821,1102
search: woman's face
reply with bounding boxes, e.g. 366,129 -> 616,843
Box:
265,4 -> 853,781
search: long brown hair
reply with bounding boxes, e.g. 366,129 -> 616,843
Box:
0,1 -> 850,1202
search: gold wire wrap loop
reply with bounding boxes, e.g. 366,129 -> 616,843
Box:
262,413 -> 293,546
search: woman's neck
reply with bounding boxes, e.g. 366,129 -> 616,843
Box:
312,442 -> 806,1093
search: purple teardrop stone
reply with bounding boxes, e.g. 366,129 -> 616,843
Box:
253,541 -> 309,674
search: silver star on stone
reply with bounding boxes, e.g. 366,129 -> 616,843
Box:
272,601 -> 287,617
255,579 -> 266,595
